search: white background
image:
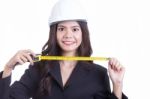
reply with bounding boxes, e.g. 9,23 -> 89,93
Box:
0,0 -> 150,98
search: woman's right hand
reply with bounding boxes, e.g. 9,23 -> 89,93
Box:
2,49 -> 36,78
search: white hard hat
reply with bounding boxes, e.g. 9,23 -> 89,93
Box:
48,0 -> 87,25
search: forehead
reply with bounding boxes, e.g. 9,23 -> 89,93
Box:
57,21 -> 80,27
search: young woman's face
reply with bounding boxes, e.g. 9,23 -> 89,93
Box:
56,21 -> 82,54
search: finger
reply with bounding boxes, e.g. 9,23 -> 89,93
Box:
109,58 -> 116,70
114,59 -> 124,72
109,58 -> 121,71
20,56 -> 28,63
120,66 -> 125,72
22,53 -> 34,65
23,49 -> 36,57
115,61 -> 121,71
108,63 -> 113,72
108,58 -> 113,65
17,58 -> 25,65
27,55 -> 34,65
115,65 -> 122,72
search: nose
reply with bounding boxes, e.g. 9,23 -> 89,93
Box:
63,29 -> 73,39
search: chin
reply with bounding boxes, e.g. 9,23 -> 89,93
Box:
63,49 -> 76,52
62,47 -> 78,53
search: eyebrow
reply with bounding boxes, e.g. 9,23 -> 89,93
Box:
57,25 -> 80,28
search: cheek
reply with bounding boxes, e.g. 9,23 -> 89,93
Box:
56,33 -> 62,42
75,33 -> 82,44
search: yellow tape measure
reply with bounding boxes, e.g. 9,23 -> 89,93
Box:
34,55 -> 110,62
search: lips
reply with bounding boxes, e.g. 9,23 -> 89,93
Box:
62,41 -> 75,45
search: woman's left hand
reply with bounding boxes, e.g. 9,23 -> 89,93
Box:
108,58 -> 125,85
108,58 -> 125,99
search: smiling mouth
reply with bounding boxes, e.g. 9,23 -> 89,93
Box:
62,41 -> 75,45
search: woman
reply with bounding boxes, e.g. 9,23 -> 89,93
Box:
0,0 -> 128,99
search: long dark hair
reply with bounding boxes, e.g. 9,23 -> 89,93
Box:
38,21 -> 93,95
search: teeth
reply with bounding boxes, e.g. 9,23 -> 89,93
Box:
63,41 -> 74,45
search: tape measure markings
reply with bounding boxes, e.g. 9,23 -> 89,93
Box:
34,55 -> 110,62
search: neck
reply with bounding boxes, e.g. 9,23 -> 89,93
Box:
62,51 -> 77,57
59,60 -> 77,67
60,51 -> 78,67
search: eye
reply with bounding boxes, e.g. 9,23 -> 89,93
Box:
72,28 -> 80,32
57,27 -> 64,31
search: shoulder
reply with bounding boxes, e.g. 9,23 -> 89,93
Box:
20,62 -> 42,82
92,63 -> 107,72
79,62 -> 109,86
91,63 -> 108,78
80,62 -> 107,72
80,62 -> 108,76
